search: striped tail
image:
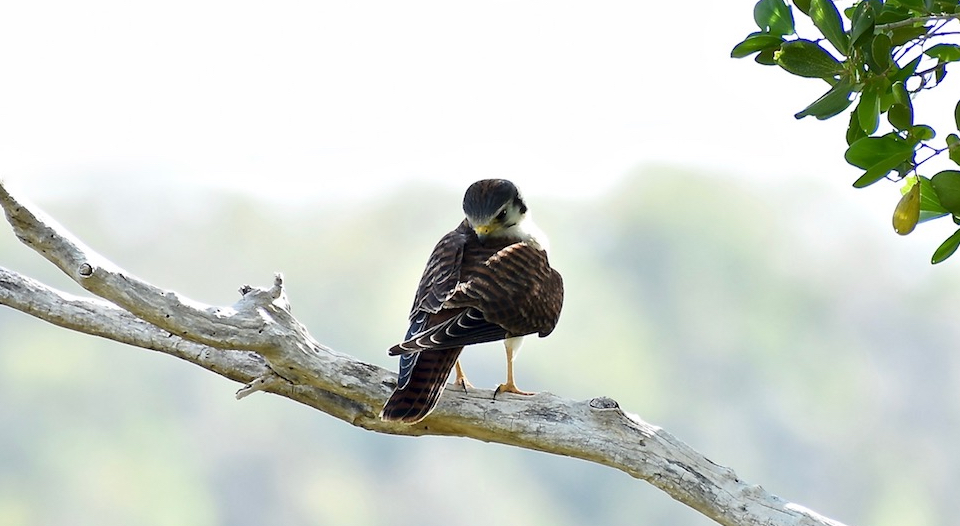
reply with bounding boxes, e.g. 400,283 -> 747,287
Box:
380,347 -> 463,423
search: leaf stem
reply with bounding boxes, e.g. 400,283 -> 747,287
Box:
915,144 -> 948,172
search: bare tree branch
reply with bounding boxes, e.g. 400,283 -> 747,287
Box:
0,181 -> 847,526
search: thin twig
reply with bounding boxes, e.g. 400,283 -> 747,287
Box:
876,14 -> 960,32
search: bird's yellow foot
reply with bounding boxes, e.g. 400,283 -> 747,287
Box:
494,382 -> 535,398
454,360 -> 473,392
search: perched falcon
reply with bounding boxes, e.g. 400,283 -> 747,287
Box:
380,179 -> 564,424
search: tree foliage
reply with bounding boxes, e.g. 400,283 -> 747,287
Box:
733,0 -> 960,263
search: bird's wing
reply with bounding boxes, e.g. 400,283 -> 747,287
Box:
390,241 -> 563,356
404,222 -> 471,338
389,307 -> 507,356
446,241 -> 564,337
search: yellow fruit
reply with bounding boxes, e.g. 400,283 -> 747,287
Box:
893,182 -> 920,235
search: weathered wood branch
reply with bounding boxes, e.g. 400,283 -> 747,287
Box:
0,181 -> 847,526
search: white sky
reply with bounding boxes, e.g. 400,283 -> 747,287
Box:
0,1 -> 956,206
0,1 -> 839,199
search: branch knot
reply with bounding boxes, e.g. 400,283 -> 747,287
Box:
589,396 -> 620,410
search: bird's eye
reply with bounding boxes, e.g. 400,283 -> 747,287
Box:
496,210 -> 508,222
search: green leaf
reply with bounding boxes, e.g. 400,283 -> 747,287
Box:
879,88 -> 895,113
909,124 -> 935,141
921,209 -> 951,223
890,55 -> 922,84
935,64 -> 948,84
925,43 -> 960,63
877,2 -> 913,21
853,153 -> 911,188
794,0 -> 812,15
890,25 -> 928,46
850,1 -> 877,47
848,133 -> 916,188
902,175 -> 950,222
887,0 -> 925,10
774,39 -> 844,78
955,99 -> 960,130
932,228 -> 960,264
888,103 -> 914,130
931,170 -> 960,214
948,133 -> 960,166
856,87 -> 881,134
754,0 -> 795,36
845,134 -> 914,169
755,48 -> 778,65
810,0 -> 850,55
870,33 -> 892,71
731,32 -> 786,58
914,175 -> 950,219
891,81 -> 909,106
795,76 -> 854,120
847,110 -> 867,145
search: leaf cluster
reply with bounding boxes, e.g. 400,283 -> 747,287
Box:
733,0 -> 960,263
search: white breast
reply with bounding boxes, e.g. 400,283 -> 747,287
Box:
508,215 -> 549,252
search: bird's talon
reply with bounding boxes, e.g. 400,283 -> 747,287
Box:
494,383 -> 535,399
454,377 -> 474,393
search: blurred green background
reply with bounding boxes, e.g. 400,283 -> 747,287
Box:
4,169 -> 960,526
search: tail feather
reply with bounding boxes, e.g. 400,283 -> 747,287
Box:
380,347 -> 463,423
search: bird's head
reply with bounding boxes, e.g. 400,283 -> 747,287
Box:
462,179 -> 531,244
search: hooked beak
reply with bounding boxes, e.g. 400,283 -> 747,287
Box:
474,224 -> 494,242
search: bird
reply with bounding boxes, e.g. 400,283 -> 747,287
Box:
380,179 -> 564,424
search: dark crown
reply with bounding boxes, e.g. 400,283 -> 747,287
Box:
462,179 -> 526,219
